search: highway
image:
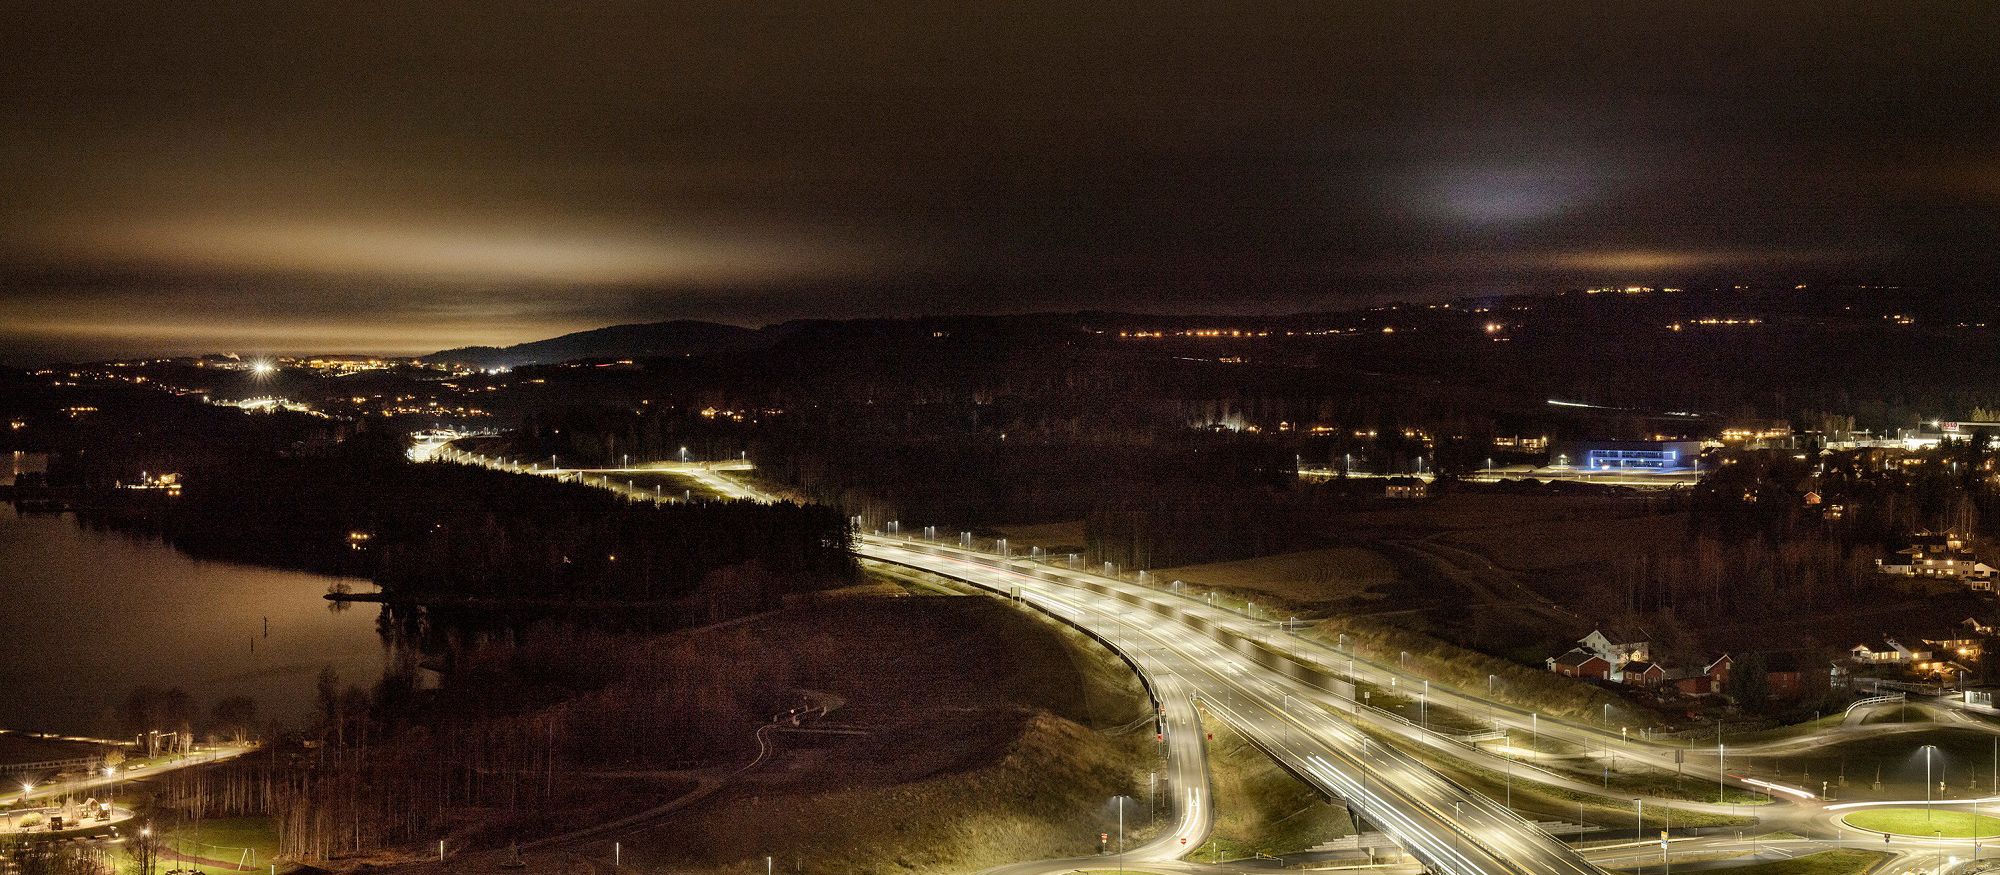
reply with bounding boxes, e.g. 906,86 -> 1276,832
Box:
862,540 -> 1604,875
435,446 -> 2000,874
437,447 -> 1608,873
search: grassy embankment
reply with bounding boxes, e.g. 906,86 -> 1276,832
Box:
1148,531 -> 1645,726
1842,808 -> 2000,838
616,471 -> 736,501
625,594 -> 1164,875
1638,850 -> 1890,875
109,816 -> 281,875
1190,703 -> 1353,862
1361,724 -> 1755,829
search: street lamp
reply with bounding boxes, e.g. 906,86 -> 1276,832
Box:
1925,744 -> 1937,821
1718,741 -> 1726,804
1635,797 -> 1644,842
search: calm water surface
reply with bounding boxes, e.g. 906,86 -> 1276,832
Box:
0,509 -> 389,735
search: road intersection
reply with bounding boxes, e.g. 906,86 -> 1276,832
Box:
437,447 -> 2000,874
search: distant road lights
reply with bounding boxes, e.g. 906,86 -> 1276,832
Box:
679,446 -> 689,461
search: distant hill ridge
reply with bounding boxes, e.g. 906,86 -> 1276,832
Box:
428,320 -> 768,368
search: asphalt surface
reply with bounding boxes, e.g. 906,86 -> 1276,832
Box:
440,447 -> 2000,874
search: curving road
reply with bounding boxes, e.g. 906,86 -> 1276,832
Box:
438,447 -> 2000,874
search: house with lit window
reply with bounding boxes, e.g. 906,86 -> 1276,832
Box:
1577,629 -> 1651,666
1849,637 -> 1930,664
1877,533 -> 1993,583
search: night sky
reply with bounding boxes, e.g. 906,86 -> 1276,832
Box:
4,3 -> 1998,360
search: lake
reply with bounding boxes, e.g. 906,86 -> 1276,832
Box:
0,508 -> 389,736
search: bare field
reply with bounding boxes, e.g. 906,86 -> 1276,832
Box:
613,595 -> 1161,875
1334,493 -> 1655,535
993,520 -> 1090,552
1155,547 -> 1396,608
1439,510 -> 1689,573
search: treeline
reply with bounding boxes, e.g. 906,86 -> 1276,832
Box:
86,431 -> 853,608
161,626 -> 800,860
1612,537 -> 1878,625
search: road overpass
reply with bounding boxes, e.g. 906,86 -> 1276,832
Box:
438,447 -> 1606,873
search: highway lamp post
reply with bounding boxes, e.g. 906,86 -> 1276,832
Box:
1717,740 -> 1726,804
1117,797 -> 1126,875
1926,745 -> 1935,822
1635,797 -> 1643,842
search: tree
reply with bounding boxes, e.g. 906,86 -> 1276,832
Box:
126,822 -> 165,875
121,686 -> 196,755
210,696 -> 259,743
316,667 -> 340,739
1729,653 -> 1771,710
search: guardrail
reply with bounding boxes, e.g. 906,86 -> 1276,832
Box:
0,756 -> 99,778
1843,693 -> 1906,717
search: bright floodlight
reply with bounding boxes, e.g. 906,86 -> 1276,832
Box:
250,360 -> 277,376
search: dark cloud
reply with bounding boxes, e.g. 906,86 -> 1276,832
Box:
4,3 -> 1999,359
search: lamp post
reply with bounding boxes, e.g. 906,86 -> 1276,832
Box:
1635,797 -> 1644,842
1926,745 -> 1936,821
1718,740 -> 1726,804
1117,796 -> 1127,875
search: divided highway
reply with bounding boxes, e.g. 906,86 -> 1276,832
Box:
861,540 -> 1604,875
438,449 -> 1610,874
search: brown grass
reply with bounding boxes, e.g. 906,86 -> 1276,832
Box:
614,595 -> 1162,875
993,520 -> 1090,552
1155,547 -> 1396,608
1191,704 -> 1353,861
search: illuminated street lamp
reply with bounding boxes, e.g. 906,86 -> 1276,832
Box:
1925,744 -> 1937,820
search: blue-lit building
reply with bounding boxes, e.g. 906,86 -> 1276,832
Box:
1555,440 -> 1703,471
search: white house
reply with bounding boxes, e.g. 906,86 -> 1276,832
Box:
1578,629 -> 1650,667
